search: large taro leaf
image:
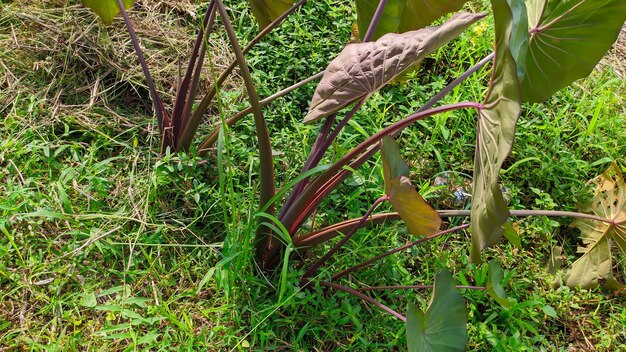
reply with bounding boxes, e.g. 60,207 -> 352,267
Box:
406,269 -> 468,352
519,0 -> 626,102
355,0 -> 469,40
81,0 -> 134,25
304,12 -> 485,124
564,163 -> 626,289
250,0 -> 293,30
381,137 -> 442,236
470,0 -> 521,263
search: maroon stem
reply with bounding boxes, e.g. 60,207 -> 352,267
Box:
417,52 -> 494,113
280,99 -> 366,218
355,285 -> 486,291
331,223 -> 471,281
178,0 -> 308,152
302,196 -> 389,282
171,1 -> 215,144
319,281 -> 406,322
116,0 -> 169,148
279,114 -> 337,216
362,0 -> 388,42
280,102 -> 482,235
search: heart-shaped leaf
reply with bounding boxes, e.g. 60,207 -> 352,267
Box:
250,0 -> 294,30
407,269 -> 468,352
304,12 -> 485,124
564,163 -> 626,289
381,137 -> 442,236
486,260 -> 510,308
355,0 -> 469,40
519,0 -> 626,102
81,0 -> 134,25
470,0 -> 521,263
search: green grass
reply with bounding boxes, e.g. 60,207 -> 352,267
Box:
1,0 -> 626,350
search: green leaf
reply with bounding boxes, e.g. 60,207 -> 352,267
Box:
355,0 -> 470,40
519,0 -> 626,102
80,291 -> 98,308
81,0 -> 134,25
486,260 -> 510,308
542,305 -> 557,318
250,0 -> 293,30
406,269 -> 468,352
137,332 -> 161,345
470,0 -> 521,263
564,163 -> 626,289
502,220 -> 521,247
381,137 -> 442,236
304,12 -> 485,123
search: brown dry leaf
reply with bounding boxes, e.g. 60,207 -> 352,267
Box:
565,163 -> 626,289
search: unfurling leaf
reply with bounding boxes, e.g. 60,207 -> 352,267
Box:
407,269 -> 468,352
381,137 -> 441,236
355,0 -> 469,40
304,12 -> 485,123
81,0 -> 134,25
518,0 -> 626,102
250,0 -> 293,30
470,0 -> 521,263
564,163 -> 626,289
486,260 -> 510,308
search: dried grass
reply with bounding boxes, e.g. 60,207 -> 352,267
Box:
0,0 -> 238,131
599,25 -> 626,78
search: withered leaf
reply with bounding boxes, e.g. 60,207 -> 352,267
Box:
381,137 -> 442,236
565,163 -> 626,289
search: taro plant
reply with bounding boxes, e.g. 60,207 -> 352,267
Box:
80,0 -> 625,349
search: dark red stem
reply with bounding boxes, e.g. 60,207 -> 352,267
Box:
319,281 -> 406,322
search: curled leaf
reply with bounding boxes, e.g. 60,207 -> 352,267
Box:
304,12 -> 486,123
81,0 -> 134,25
564,163 -> 626,289
470,0 -> 521,263
355,0 -> 469,40
381,137 -> 442,236
407,269 -> 468,352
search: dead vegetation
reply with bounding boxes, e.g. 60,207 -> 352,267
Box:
0,0 -> 238,133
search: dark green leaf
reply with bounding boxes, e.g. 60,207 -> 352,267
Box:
356,0 -> 470,40
381,137 -> 442,236
470,0 -> 521,263
565,163 -> 626,289
407,269 -> 468,352
304,13 -> 485,123
81,0 -> 134,25
486,260 -> 510,308
520,0 -> 626,102
250,0 -> 293,30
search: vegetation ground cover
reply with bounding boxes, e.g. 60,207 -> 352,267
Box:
1,0 -> 625,350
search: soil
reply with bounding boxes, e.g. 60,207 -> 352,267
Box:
609,25 -> 626,77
